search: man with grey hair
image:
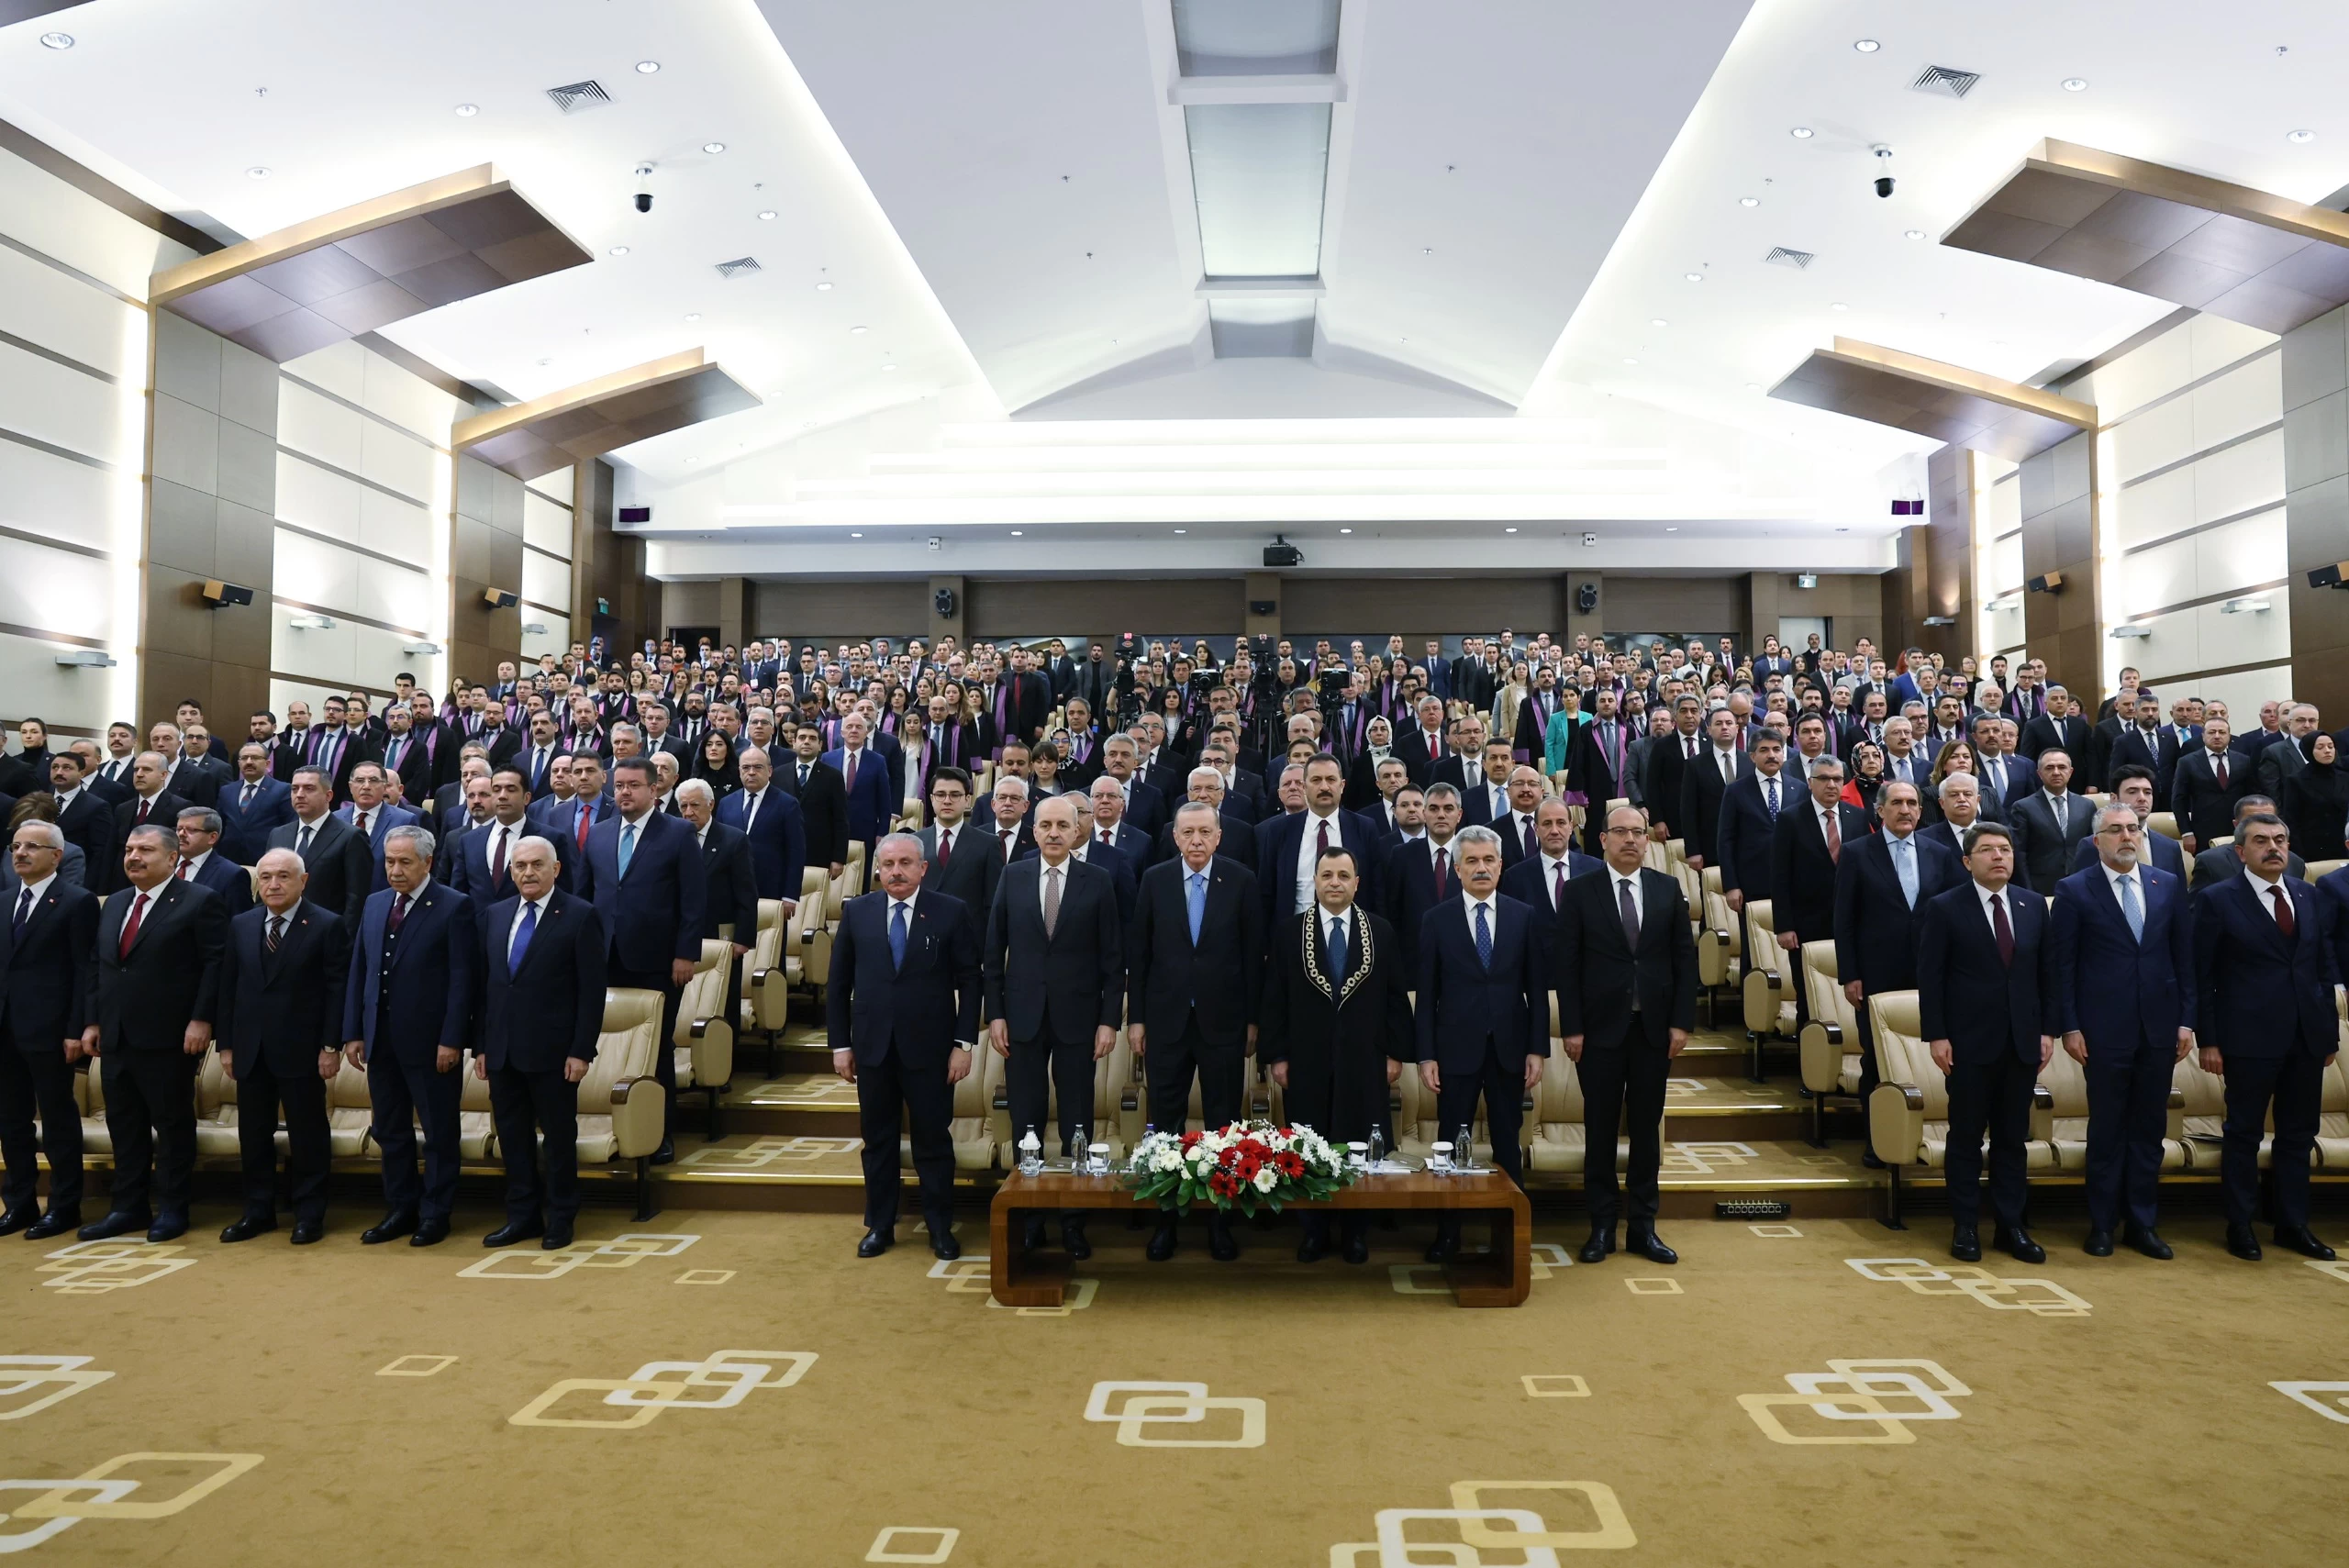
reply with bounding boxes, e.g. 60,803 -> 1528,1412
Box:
2258,703 -> 2322,798
216,847 -> 347,1245
0,817 -> 98,1238
173,804 -> 250,914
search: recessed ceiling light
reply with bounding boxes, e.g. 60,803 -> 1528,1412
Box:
37,31 -> 72,49
1174,528 -> 1186,535
703,141 -> 727,154
758,210 -> 777,220
1685,272 -> 1703,283
849,325 -> 867,334
1745,383 -> 1763,392
684,312 -> 701,322
1739,195 -> 1759,207
1853,39 -> 1880,52
1790,126 -> 1814,139
685,457 -> 698,465
1010,530 -> 1023,537
1830,301 -> 1849,311
1650,317 -> 1668,328
850,531 -> 863,538
2061,77 -> 2088,91
636,60 -> 662,73
814,281 -> 832,291
1904,229 -> 1925,239
1504,527 -> 1520,534
881,363 -> 897,372
2288,128 -> 2318,144
607,245 -> 629,257
246,166 -> 272,179
1665,527 -> 1678,532
1339,527 -> 1353,535
454,103 -> 479,117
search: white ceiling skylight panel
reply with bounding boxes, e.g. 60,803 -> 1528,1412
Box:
1174,0 -> 1341,357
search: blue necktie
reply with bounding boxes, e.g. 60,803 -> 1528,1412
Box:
1329,916 -> 1350,984
1474,902 -> 1493,970
2119,874 -> 2143,942
1186,872 -> 1206,945
889,901 -> 908,971
507,901 -> 538,977
618,821 -> 637,878
1891,836 -> 1918,908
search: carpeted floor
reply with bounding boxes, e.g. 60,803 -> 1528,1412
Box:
5,1196 -> 2346,1565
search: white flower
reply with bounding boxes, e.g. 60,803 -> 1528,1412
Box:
1252,1167 -> 1278,1193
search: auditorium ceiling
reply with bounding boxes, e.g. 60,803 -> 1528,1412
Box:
0,0 -> 2344,567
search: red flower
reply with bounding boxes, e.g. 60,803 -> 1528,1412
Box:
1208,1170 -> 1240,1197
1275,1151 -> 1305,1177
1180,1130 -> 1202,1149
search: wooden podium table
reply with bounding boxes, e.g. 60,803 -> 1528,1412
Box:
986,1170 -> 1531,1307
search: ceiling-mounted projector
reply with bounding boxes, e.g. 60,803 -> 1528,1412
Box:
1264,535 -> 1302,567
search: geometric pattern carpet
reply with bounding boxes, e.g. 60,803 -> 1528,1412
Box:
7,1205 -> 2345,1562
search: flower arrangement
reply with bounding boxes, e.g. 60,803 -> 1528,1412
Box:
1125,1120 -> 1355,1216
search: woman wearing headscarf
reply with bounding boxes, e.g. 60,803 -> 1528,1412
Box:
2279,729 -> 2349,859
1841,740 -> 1887,828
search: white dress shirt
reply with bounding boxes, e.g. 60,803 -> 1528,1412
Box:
1461,890 -> 1499,943
2246,868 -> 2295,925
2105,864 -> 2142,915
1970,877 -> 2016,934
1538,853 -> 1577,907
507,891 -> 552,961
1609,869 -> 1649,929
12,873 -> 55,912
1036,854 -> 1072,919
1294,809 -> 1344,915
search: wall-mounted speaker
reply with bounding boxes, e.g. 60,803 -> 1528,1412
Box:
1249,599 -> 1277,617
200,580 -> 254,606
618,506 -> 651,524
933,588 -> 957,617
2026,572 -> 2065,595
483,587 -> 520,609
1575,583 -> 1599,614
2310,562 -> 2349,589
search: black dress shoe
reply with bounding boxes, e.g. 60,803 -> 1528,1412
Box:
1146,1218 -> 1179,1262
0,1206 -> 34,1237
1950,1226 -> 1982,1262
146,1216 -> 187,1244
650,1139 -> 675,1167
1208,1216 -> 1239,1262
1578,1228 -> 1615,1264
540,1225 -> 573,1251
409,1218 -> 451,1248
2124,1227 -> 2173,1261
290,1221 -> 324,1246
1020,1217 -> 1048,1251
483,1220 -> 543,1248
2275,1226 -> 2336,1261
1296,1226 -> 1329,1263
2225,1225 -> 2263,1262
1341,1229 -> 1370,1265
77,1210 -> 150,1242
362,1211 -> 417,1246
217,1215 -> 276,1243
24,1209 -> 77,1241
857,1229 -> 894,1258
1627,1227 -> 1678,1264
930,1229 -> 960,1262
1425,1225 -> 1462,1263
1994,1227 -> 2046,1265
2082,1229 -> 2114,1257
1060,1221 -> 1091,1262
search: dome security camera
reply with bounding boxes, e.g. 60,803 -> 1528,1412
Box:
633,163 -> 654,215
1873,144 -> 1895,199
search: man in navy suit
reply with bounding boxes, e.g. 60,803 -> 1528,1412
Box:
476,837 -> 608,1251
1096,735 -> 1169,841
716,747 -> 809,908
214,849 -> 347,1245
342,824 -> 476,1247
578,757 -> 706,1162
1084,774 -> 1153,865
451,767 -> 572,915
1497,798 -> 1601,975
539,750 -> 614,867
2051,802 -> 2195,1259
1415,825 -> 1549,1262
1833,781 -> 1962,1122
829,834 -> 981,1260
0,820 -> 97,1239
1382,783 -> 1464,978
2108,693 -> 2180,801
1678,707 -> 1753,873
1715,730 -> 1792,917
1259,754 -> 1384,935
1917,821 -> 2056,1265
2068,767 -> 2183,877
173,806 -> 251,915
1128,805 -> 1264,1262
1557,806 -> 1698,1264
215,745 -> 294,865
2194,811 -> 2338,1262
267,768 -> 372,935
824,713 -> 896,893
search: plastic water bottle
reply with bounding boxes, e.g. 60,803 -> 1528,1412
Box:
1018,1127 -> 1042,1177
1454,1125 -> 1476,1173
1071,1122 -> 1090,1170
1367,1125 -> 1386,1168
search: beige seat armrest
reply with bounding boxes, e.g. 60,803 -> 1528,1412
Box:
608,1075 -> 666,1159
1869,1082 -> 1922,1167
988,1078 -> 1011,1154
2166,1085 -> 2186,1141
1798,1019 -> 1844,1095
1742,969 -> 1784,1037
2029,1082 -> 2054,1143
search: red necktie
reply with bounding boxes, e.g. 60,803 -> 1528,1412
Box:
2213,752 -> 2228,789
135,797 -> 150,825
1316,818 -> 1330,862
1433,846 -> 1449,894
1100,833 -> 1114,852
388,893 -> 409,933
575,804 -> 591,852
2271,884 -> 2296,939
844,751 -> 858,792
491,826 -> 508,885
176,860 -> 192,880
1553,861 -> 1567,908
1990,891 -> 2013,966
1822,809 -> 1841,863
117,891 -> 148,958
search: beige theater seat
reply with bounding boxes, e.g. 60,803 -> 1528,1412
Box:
1697,866 -> 1743,1006
901,1041 -> 1004,1173
742,897 -> 792,1075
672,939 -> 735,1140
324,1060 -> 373,1157
1740,899 -> 1797,1047
2305,858 -> 2347,885
77,1064 -> 107,1157
2172,1048 -> 2247,1170
456,1054 -> 498,1161
1526,1047 -> 1589,1173
2146,811 -> 2179,840
581,987 -> 668,1218
2318,1052 -> 2349,1168
1796,940 -> 1863,1145
2037,1045 -> 2188,1173
192,1050 -> 240,1159
801,865 -> 836,1000
986,1028 -> 1141,1163
843,839 -> 868,897
1387,1053 -> 1516,1168
1865,990 -> 2054,1228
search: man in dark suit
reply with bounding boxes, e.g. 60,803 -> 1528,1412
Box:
578,757 -> 706,1162
364,704 -> 435,806
1642,697 -> 1706,846
215,744 -> 295,865
1261,841 -> 1414,1264
1772,756 -> 1864,982
2170,716 -> 2251,855
1833,781 -> 1963,1118
2070,768 -> 2185,876
2051,802 -> 2195,1259
1152,768 -> 1258,873
1498,798 -> 1602,976
1082,773 -> 1154,869
338,762 -> 420,894
1565,691 -> 1635,851
1128,804 -> 1264,1262
2191,795 -> 2305,885
214,848 -> 347,1245
828,832 -> 982,1261
2018,685 -> 2092,766
1097,735 -> 1169,841
538,750 -> 615,869
450,767 -> 571,914
1415,824 -> 1549,1262
171,806 -> 251,915
1557,803 -> 1697,1264
2108,693 -> 2180,801
266,767 -> 371,935
917,768 -> 1000,915
824,713 -> 896,891
1678,708 -> 1752,873
476,836 -> 608,1251
777,727 -> 850,880
2193,812 -> 2337,1262
1916,821 -> 2056,1265
2005,749 -> 2093,895
342,824 -> 476,1247
1258,753 -> 1384,935
718,746 -> 811,909
47,752 -> 114,875
108,753 -> 188,894
1383,783 -> 1464,979
983,795 -> 1123,1259
1715,730 -> 1791,917
80,823 -> 227,1242
0,819 -> 97,1239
